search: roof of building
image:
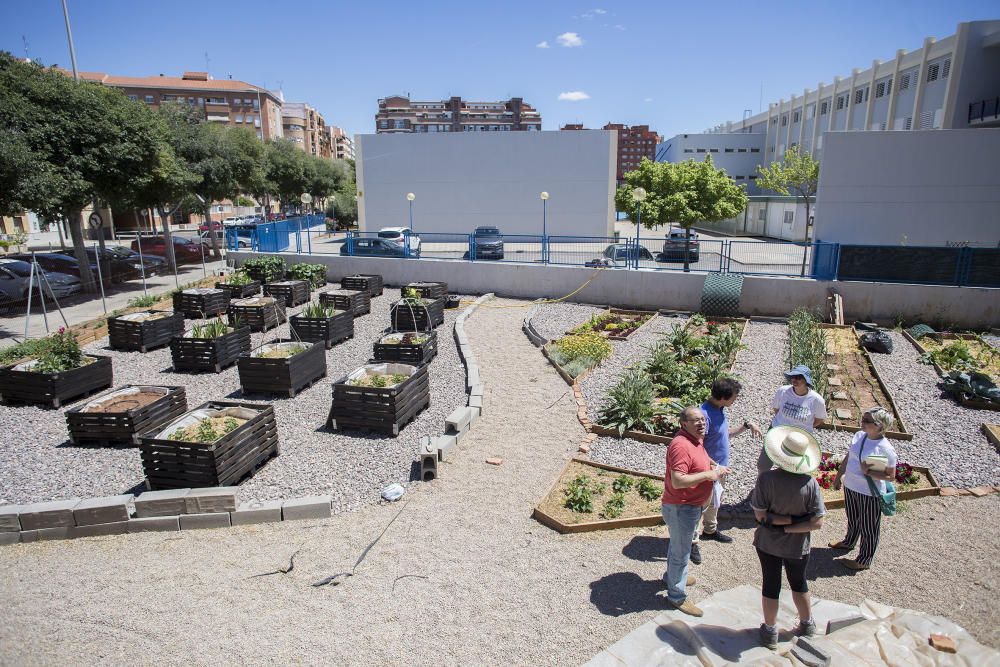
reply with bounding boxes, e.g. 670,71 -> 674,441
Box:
73,70 -> 281,101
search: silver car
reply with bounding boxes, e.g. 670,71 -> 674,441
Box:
0,258 -> 82,304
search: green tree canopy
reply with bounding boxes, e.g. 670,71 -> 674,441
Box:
755,146 -> 820,274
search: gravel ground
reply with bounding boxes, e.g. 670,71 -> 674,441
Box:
984,334 -> 1000,351
527,301 -> 603,342
0,286 -> 472,513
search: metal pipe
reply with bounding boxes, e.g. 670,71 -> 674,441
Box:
61,0 -> 79,82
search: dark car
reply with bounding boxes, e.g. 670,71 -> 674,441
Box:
589,243 -> 655,267
58,245 -> 166,282
341,237 -> 410,257
9,252 -> 101,280
473,226 -> 504,260
660,230 -> 700,262
130,235 -> 204,264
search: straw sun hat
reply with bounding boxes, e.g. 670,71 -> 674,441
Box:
764,426 -> 821,475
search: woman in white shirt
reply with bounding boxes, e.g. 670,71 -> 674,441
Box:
758,365 -> 828,473
829,407 -> 897,571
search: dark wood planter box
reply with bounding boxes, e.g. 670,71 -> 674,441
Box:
108,311 -> 185,352
320,289 -> 371,317
65,385 -> 187,446
172,289 -> 229,319
0,355 -> 113,409
390,297 -> 446,331
228,297 -> 285,332
215,280 -> 261,300
244,265 -> 285,284
341,274 -> 384,297
290,309 -> 354,349
169,326 -> 251,373
327,362 -> 430,436
139,401 -> 280,490
445,295 -> 461,309
373,331 -> 438,365
264,280 -> 311,308
238,340 -> 327,398
405,282 -> 447,300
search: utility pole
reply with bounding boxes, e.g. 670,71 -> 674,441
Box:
61,0 -> 79,81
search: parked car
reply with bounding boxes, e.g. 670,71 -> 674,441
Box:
659,230 -> 700,262
130,235 -> 204,264
197,230 -> 248,248
8,252 -> 100,280
341,237 -> 409,258
587,243 -> 655,267
472,226 -> 504,260
0,258 -> 81,304
58,246 -> 166,282
198,221 -> 224,233
377,227 -> 421,254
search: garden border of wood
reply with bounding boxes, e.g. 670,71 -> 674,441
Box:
320,289 -> 372,317
169,326 -> 252,373
982,423 -> 1000,451
816,451 -> 939,509
263,280 -> 311,308
227,299 -> 285,332
541,342 -> 597,387
289,309 -> 354,349
405,282 -> 447,300
532,458 -> 664,534
65,384 -> 188,446
901,331 -> 1000,412
341,274 -> 384,297
172,289 -> 229,319
373,330 -> 438,365
327,363 -> 431,437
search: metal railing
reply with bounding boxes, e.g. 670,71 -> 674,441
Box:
968,97 -> 1000,124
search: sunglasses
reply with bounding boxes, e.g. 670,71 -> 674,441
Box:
861,416 -> 876,425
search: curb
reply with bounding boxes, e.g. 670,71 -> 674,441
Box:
522,300 -> 548,348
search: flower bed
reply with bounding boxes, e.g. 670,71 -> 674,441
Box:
237,340 -> 327,398
405,281 -> 447,300
0,329 -> 113,408
215,272 -> 261,300
542,332 -> 613,386
568,309 -> 656,341
227,296 -> 285,332
172,288 -> 229,319
327,362 -> 430,436
263,280 -> 311,308
373,331 -> 438,365
319,289 -> 371,317
107,310 -> 184,353
340,274 -> 384,297
903,331 -> 1000,411
169,320 -> 251,373
389,296 -> 445,331
65,385 -> 187,446
241,256 -> 285,284
812,452 -> 939,509
533,458 -> 665,534
287,262 -> 328,289
289,302 -> 354,349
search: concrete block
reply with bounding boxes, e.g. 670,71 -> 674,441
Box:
469,394 -> 483,413
19,530 -> 39,543
469,406 -> 481,424
183,487 -> 238,514
790,637 -> 831,667
231,500 -> 283,526
420,452 -> 438,481
825,614 -> 865,635
72,521 -> 129,538
0,532 -> 21,546
445,407 -> 473,434
453,423 -> 470,444
18,499 -> 80,530
73,494 -> 134,526
827,377 -> 842,387
281,496 -> 332,521
36,527 -> 72,541
419,435 -> 434,455
128,516 -> 180,533
459,344 -> 472,360
466,365 -> 480,388
134,489 -> 190,518
0,505 -> 21,532
434,434 -> 458,462
832,392 -> 849,400
180,512 -> 232,530
834,408 -> 853,420
469,383 -> 484,398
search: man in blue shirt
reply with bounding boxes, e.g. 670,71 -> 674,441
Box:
690,377 -> 762,564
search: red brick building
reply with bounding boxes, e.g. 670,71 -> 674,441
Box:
561,123 -> 661,184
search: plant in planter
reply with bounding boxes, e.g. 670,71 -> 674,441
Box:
290,302 -> 354,349
108,310 -> 185,352
389,292 -> 445,331
404,282 -> 447,300
238,340 -> 327,397
546,332 -> 612,379
598,370 -> 663,436
327,362 -> 431,436
0,328 -> 113,408
287,262 -> 328,289
636,477 -> 660,501
373,330 -> 438,365
787,308 -> 829,398
65,385 -> 188,446
169,318 -> 251,373
215,269 -> 261,299
241,256 -> 286,284
228,296 -> 285,332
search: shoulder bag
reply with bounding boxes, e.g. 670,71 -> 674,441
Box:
859,435 -> 896,516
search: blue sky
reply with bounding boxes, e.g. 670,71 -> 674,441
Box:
2,1 -> 996,140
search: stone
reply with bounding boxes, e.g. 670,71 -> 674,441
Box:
835,409 -> 853,420
968,486 -> 993,497
180,513 -> 232,530
72,521 -> 129,538
826,364 -> 840,371
578,444 -> 591,454
231,500 -> 283,526
36,527 -> 72,541
445,407 -> 473,434
73,494 -> 134,526
827,377 -> 842,387
469,395 -> 483,413
832,392 -> 849,400
929,634 -> 957,653
183,487 -> 238,514
0,532 -> 21,546
825,614 -> 866,634
128,516 -> 181,533
420,452 -> 438,481
470,383 -> 484,398
18,499 -> 80,530
940,487 -> 961,497
434,434 -> 457,462
134,488 -> 190,518
790,637 -> 831,667
0,505 -> 21,532
486,457 -> 503,466
281,496 -> 332,521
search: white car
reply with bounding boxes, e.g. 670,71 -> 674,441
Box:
377,227 -> 421,254
197,230 -> 248,248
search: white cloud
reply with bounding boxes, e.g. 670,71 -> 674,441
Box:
581,8 -> 606,18
556,32 -> 584,47
536,40 -> 550,48
614,24 -> 625,31
593,8 -> 607,14
644,97 -> 653,103
558,91 -> 591,102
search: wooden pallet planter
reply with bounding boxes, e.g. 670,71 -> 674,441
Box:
244,264 -> 285,285
533,458 -> 665,534
172,288 -> 229,319
341,274 -> 384,297
263,280 -> 311,308
215,280 -> 261,300
327,362 -> 430,436
814,452 -> 939,509
107,311 -> 185,352
238,340 -> 327,398
227,297 -> 285,332
567,308 -> 657,341
139,401 -> 280,490
373,331 -> 438,365
65,385 -> 187,446
319,289 -> 371,317
0,355 -> 113,409
390,297 -> 445,331
405,281 -> 447,300
902,331 -> 1000,412
290,309 -> 354,349
169,326 -> 251,373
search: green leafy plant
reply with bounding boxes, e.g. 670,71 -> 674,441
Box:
612,475 -> 634,494
636,477 -> 660,501
288,262 -> 327,288
787,308 -> 829,398
554,332 -> 612,364
224,270 -> 253,286
242,256 -> 286,283
31,328 -> 86,373
598,370 -> 663,436
127,294 -> 159,309
563,474 -> 595,513
601,492 -> 627,519
301,302 -> 337,319
191,318 -> 231,339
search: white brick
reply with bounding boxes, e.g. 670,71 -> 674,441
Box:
128,516 -> 180,533
0,505 -> 21,532
281,496 -> 331,521
0,532 -> 20,546
183,487 -> 238,514
72,521 -> 129,538
434,434 -> 458,461
445,407 -> 473,434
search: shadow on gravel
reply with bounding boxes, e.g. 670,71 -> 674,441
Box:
590,572 -> 668,616
806,547 -> 862,581
651,623 -> 778,663
622,535 -> 667,562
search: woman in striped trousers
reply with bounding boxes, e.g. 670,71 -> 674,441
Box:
830,408 -> 897,571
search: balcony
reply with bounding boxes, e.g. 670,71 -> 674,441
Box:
968,97 -> 1000,126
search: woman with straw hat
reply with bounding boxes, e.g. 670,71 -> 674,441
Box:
758,365 -> 828,473
750,426 -> 827,650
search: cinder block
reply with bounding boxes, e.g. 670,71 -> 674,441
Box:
469,406 -> 481,424
453,423 -> 470,444
419,435 -> 434,455
466,365 -> 480,388
445,407 -> 473,434
19,530 -> 39,543
231,500 -> 283,526
72,521 -> 129,538
73,495 -> 134,526
0,505 -> 21,532
469,394 -> 483,413
0,532 -> 20,546
469,383 -> 484,398
18,499 -> 80,530
36,527 -> 71,541
790,637 -> 831,667
134,489 -> 190,518
825,614 -> 866,635
434,434 -> 458,462
180,512 -> 232,530
183,487 -> 238,514
128,516 -> 180,533
420,452 -> 438,481
281,496 -> 332,521
459,344 -> 472,360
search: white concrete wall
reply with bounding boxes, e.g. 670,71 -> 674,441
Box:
356,131 -> 616,238
815,129 -> 1000,245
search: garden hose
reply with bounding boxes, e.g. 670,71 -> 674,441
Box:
453,267 -> 609,309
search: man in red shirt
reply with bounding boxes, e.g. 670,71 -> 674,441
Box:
661,406 -> 729,617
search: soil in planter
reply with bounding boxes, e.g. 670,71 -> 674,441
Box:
536,460 -> 663,526
254,344 -> 308,359
348,372 -> 409,388
381,333 -> 430,345
919,336 -> 1000,380
167,416 -> 247,443
571,312 -> 651,338
824,327 -> 899,429
83,390 -> 165,413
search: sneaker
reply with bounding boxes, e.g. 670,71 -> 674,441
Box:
759,624 -> 778,650
798,619 -> 817,637
700,531 -> 733,543
669,598 -> 704,617
689,543 -> 702,565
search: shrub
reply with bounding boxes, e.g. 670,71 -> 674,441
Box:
598,370 -> 662,436
601,492 -> 626,519
224,270 -> 253,286
287,262 -> 327,288
31,328 -> 85,373
191,318 -> 231,339
242,256 -> 286,283
636,477 -> 660,501
563,474 -> 595,513
612,474 -> 634,493
127,294 -> 159,309
301,302 -> 337,319
554,332 -> 612,364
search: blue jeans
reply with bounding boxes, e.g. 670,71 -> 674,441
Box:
661,503 -> 703,605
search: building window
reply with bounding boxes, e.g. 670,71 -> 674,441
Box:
709,148 -> 718,153
781,114 -> 788,127
758,208 -> 766,221
748,174 -> 758,180
900,73 -> 911,91
234,114 -> 243,123
394,120 -> 406,128
904,116 -> 912,130
820,100 -> 829,115
724,148 -> 735,153
683,148 -> 693,153
836,95 -> 846,110
927,63 -> 939,82
875,81 -> 886,98
128,94 -> 138,101
792,110 -> 800,123
854,89 -> 864,105
750,148 -> 760,153
734,175 -> 744,180
144,95 -> 154,104
942,58 -> 951,79
783,211 -> 794,225
696,148 -> 706,153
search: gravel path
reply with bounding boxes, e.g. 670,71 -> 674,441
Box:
0,286 -> 471,514
528,302 -> 603,342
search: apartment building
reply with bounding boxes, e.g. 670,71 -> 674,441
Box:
77,70 -> 284,140
282,102 -> 332,159
328,126 -> 356,160
562,123 -> 661,184
375,95 -> 542,133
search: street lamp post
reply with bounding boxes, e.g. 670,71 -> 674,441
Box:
540,191 -> 549,263
632,187 -> 647,269
406,192 -> 415,232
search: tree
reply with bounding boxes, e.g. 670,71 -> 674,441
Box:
615,157 -> 748,271
755,146 -> 820,275
266,139 -> 309,211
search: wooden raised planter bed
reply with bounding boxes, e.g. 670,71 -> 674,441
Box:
290,309 -> 354,349
373,331 -> 438,365
902,331 -> 1000,412
533,458 -> 665,534
327,362 -> 430,436
108,311 -> 184,352
405,281 -> 447,300
813,452 -> 939,509
215,280 -> 261,300
319,289 -> 371,317
390,297 -> 445,331
567,308 -> 657,341
65,385 -> 187,446
172,288 -> 229,319
169,326 -> 251,373
228,296 -> 285,332
264,280 -> 311,308
0,355 -> 113,409
238,340 -> 327,398
341,274 -> 384,297
139,401 -> 280,490
244,265 -> 285,285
